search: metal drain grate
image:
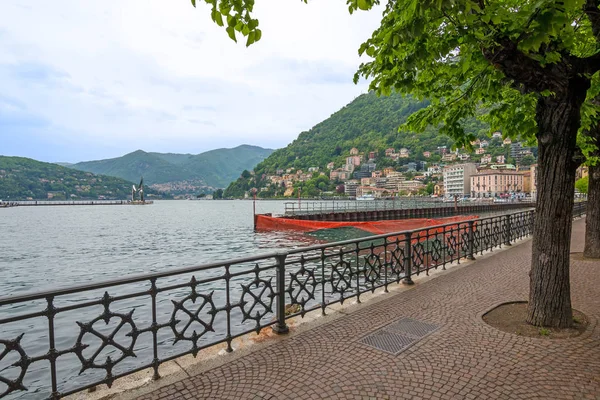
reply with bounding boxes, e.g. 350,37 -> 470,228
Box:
386,317 -> 439,339
358,330 -> 416,355
358,317 -> 440,355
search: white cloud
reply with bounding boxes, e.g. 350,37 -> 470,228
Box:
0,1 -> 383,161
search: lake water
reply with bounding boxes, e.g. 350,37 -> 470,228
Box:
0,200 -> 315,297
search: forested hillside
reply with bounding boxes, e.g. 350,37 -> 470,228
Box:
71,145 -> 274,189
225,92 -> 491,197
0,156 -> 166,200
250,93 -> 487,173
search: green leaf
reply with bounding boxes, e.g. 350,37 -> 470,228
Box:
357,0 -> 369,11
246,31 -> 256,47
191,0 -> 196,7
255,28 -> 262,42
214,11 -> 224,27
226,26 -> 237,42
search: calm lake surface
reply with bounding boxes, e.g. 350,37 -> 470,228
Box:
0,200 -> 315,297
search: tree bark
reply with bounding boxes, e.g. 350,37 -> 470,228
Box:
527,79 -> 589,328
584,162 -> 600,258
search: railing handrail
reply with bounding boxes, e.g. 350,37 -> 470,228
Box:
0,206 -> 540,306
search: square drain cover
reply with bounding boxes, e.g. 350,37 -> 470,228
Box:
358,330 -> 416,355
386,317 -> 439,339
358,317 -> 439,355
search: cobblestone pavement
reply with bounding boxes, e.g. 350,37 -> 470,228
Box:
137,219 -> 600,400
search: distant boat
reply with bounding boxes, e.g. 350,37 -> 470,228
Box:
356,194 -> 376,201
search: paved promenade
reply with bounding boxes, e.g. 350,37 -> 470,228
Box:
130,219 -> 600,400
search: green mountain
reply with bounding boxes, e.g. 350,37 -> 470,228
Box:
225,92 -> 491,197
0,156 -> 166,200
70,145 -> 274,190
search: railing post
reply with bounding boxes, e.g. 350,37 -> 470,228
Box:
467,221 -> 476,260
504,214 -> 512,246
272,251 -> 289,334
403,232 -> 414,285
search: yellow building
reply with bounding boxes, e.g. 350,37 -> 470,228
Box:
530,164 -> 538,200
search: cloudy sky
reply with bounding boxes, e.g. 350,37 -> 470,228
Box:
0,1 -> 383,163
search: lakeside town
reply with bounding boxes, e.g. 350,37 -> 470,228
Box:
252,131 -> 589,201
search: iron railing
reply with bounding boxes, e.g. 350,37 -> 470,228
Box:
283,198 -> 534,216
0,203 -> 586,399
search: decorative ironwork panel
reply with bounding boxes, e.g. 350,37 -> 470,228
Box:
388,243 -> 406,281
75,297 -> 139,387
330,257 -> 354,299
239,274 -> 276,333
0,335 -> 29,398
287,261 -> 317,315
169,279 -> 217,356
361,247 -> 383,292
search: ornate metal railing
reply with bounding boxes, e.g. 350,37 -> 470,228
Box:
0,203 -> 586,399
283,198 -> 535,216
284,198 -> 445,215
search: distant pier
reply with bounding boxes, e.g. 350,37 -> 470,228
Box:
0,200 -> 153,207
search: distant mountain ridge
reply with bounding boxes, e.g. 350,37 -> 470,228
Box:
69,145 -> 274,190
0,156 -> 166,200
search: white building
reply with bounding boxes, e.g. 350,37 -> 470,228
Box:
443,163 -> 477,197
344,180 -> 360,197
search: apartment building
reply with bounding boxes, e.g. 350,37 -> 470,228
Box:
443,163 -> 477,197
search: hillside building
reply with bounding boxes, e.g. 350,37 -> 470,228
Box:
443,163 -> 477,197
346,156 -> 361,167
344,180 -> 360,197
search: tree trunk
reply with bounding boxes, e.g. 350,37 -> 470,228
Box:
584,162 -> 600,258
527,83 -> 588,328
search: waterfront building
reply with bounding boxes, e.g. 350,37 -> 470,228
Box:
344,180 -> 360,197
423,151 -> 431,158
398,180 -> 425,193
385,172 -> 406,191
522,171 -> 531,193
470,169 -> 524,198
356,186 -> 388,198
434,183 -> 444,196
443,163 -> 477,197
475,148 -> 486,155
531,164 -> 538,200
350,147 -> 359,155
